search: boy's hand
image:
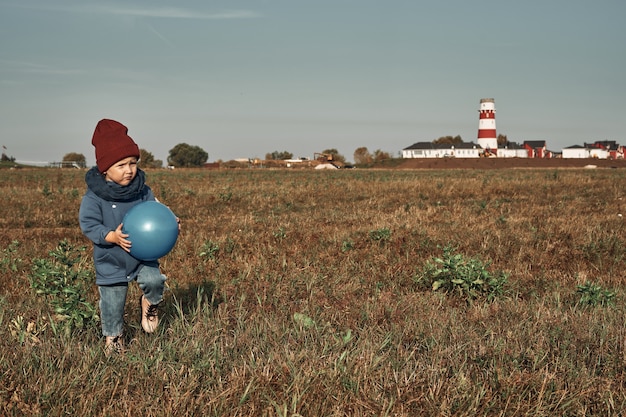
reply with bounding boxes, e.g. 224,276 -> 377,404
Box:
105,224 -> 132,252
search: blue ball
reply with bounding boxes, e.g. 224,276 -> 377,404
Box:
122,201 -> 179,261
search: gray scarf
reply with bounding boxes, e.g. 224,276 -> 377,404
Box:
85,166 -> 147,202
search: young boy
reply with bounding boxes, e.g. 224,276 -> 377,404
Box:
79,119 -> 171,355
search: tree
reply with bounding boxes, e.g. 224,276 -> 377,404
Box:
139,149 -> 163,168
265,151 -> 293,160
353,147 -> 373,165
372,149 -> 391,162
167,143 -> 208,167
62,152 -> 86,168
321,148 -> 346,164
1,152 -> 15,162
497,134 -> 508,146
433,135 -> 463,144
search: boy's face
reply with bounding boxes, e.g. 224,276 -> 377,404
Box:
104,156 -> 138,186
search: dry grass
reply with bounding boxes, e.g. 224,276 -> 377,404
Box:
1,167 -> 626,416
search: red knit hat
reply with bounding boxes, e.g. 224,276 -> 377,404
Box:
92,119 -> 140,173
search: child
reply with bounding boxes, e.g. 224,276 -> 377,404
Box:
79,119 -> 174,355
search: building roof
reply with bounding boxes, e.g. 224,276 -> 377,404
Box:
523,140 -> 547,148
585,141 -> 619,150
501,142 -> 524,150
403,142 -> 480,151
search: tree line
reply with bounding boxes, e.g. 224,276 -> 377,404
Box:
432,134 -> 508,146
62,143 -> 209,169
60,134 -> 503,168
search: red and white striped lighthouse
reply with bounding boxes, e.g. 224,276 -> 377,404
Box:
477,98 -> 498,152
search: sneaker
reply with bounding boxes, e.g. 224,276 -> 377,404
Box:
104,334 -> 124,356
140,295 -> 159,333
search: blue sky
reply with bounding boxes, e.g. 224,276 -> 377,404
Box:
1,0 -> 624,165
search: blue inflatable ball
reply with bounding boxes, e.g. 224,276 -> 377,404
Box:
122,201 -> 179,261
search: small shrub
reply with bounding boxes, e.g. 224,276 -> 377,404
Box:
341,239 -> 354,252
273,226 -> 287,240
0,240 -> 22,273
199,240 -> 220,260
415,246 -> 508,302
223,237 -> 237,255
369,227 -> 391,243
42,183 -> 52,197
576,281 -> 616,307
218,189 -> 233,202
29,240 -> 99,334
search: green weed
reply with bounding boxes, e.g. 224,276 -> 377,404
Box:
415,245 -> 508,301
576,281 -> 616,307
369,227 -> 391,243
218,188 -> 233,201
42,183 -> 52,197
199,239 -> 220,260
28,240 -> 99,334
0,240 -> 22,273
274,226 -> 287,240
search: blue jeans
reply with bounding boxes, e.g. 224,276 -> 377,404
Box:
98,265 -> 166,337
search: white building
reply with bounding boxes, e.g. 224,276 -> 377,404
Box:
562,145 -> 589,159
562,145 -> 613,159
402,142 -> 482,158
497,142 -> 527,158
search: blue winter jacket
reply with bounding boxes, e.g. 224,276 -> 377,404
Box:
79,168 -> 157,285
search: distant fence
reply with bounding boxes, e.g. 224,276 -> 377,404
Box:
48,161 -> 85,168
13,160 -> 86,168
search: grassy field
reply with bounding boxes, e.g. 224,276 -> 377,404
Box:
1,167 -> 626,416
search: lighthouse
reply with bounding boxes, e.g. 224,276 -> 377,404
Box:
477,98 -> 498,153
